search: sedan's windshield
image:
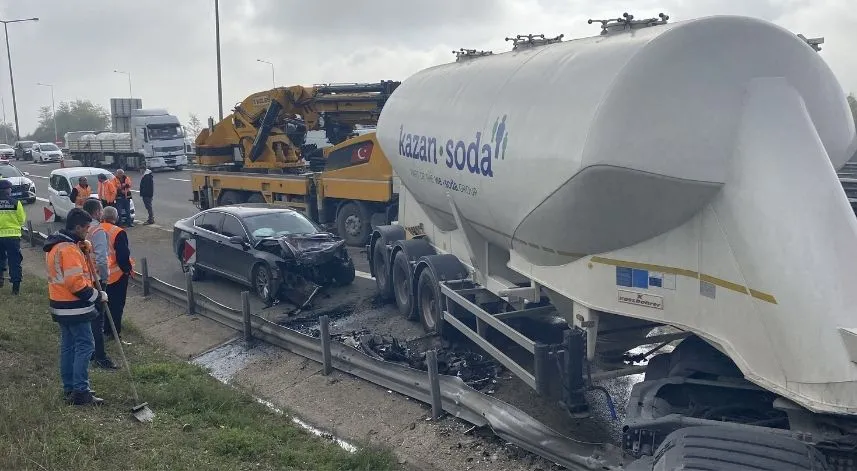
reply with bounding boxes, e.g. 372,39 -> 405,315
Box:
0,165 -> 24,178
40,144 -> 59,151
244,212 -> 318,239
18,141 -> 34,148
147,124 -> 183,141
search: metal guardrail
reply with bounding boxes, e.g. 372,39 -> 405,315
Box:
19,225 -> 621,470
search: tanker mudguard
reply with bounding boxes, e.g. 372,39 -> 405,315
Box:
376,14 -> 857,416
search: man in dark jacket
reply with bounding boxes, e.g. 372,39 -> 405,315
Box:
44,208 -> 107,406
139,168 -> 154,225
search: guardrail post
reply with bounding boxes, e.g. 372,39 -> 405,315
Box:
26,220 -> 34,247
185,271 -> 196,315
426,350 -> 443,420
140,258 -> 150,296
241,291 -> 252,345
319,315 -> 332,375
534,343 -> 549,396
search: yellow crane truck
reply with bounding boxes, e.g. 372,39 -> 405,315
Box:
191,81 -> 400,246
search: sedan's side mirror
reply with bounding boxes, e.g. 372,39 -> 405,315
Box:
23,171 -> 30,176
228,236 -> 249,249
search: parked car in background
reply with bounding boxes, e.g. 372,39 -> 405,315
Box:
0,161 -> 36,203
172,205 -> 355,304
0,144 -> 14,161
47,166 -> 136,220
13,140 -> 36,160
32,142 -> 64,163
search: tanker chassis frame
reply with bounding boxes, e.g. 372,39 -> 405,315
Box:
367,189 -> 857,469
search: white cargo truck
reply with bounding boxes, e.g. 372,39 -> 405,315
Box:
66,98 -> 188,171
369,14 -> 857,469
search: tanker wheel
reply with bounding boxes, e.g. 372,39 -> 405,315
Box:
247,193 -> 266,204
416,268 -> 443,334
218,190 -> 244,206
336,202 -> 371,246
392,251 -> 417,320
372,239 -> 394,301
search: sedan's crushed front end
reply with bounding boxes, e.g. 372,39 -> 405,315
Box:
258,232 -> 356,306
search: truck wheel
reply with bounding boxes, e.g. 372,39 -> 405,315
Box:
647,426 -> 829,470
336,202 -> 370,246
416,268 -> 443,334
218,190 -> 244,206
372,239 -> 394,300
392,251 -> 417,320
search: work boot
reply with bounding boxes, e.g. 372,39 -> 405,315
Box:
11,283 -> 19,295
70,389 -> 105,406
93,357 -> 119,370
64,388 -> 96,403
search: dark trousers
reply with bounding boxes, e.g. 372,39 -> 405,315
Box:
91,304 -> 107,361
0,237 -> 22,283
116,197 -> 132,226
142,196 -> 153,222
105,273 -> 128,336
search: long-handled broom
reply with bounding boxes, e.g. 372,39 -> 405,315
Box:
81,240 -> 155,422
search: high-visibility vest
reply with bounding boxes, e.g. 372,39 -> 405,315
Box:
46,240 -> 98,319
101,222 -> 135,284
74,184 -> 91,208
116,175 -> 133,198
98,179 -> 117,203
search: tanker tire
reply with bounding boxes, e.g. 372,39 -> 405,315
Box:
416,268 -> 443,334
336,202 -> 370,247
392,251 -> 417,320
372,240 -> 394,301
219,190 -> 244,206
648,426 -> 829,471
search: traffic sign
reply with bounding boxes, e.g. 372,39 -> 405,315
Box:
43,206 -> 55,223
182,239 -> 197,264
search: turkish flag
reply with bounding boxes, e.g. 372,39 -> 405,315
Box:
351,142 -> 373,164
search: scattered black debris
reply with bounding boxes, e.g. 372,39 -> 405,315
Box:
331,331 -> 504,391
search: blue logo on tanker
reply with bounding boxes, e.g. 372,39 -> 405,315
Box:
397,115 -> 509,178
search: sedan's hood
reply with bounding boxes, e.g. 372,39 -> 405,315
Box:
278,233 -> 346,264
3,176 -> 33,187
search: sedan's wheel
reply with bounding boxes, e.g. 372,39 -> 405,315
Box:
253,263 -> 273,302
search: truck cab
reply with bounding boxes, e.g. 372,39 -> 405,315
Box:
132,109 -> 188,170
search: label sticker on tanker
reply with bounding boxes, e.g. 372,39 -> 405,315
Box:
618,290 -> 663,310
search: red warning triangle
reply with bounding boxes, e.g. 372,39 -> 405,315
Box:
182,239 -> 197,264
43,206 -> 55,223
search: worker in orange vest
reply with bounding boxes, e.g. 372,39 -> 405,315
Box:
114,169 -> 134,227
100,206 -> 134,341
68,176 -> 92,208
96,173 -> 116,208
44,207 -> 108,406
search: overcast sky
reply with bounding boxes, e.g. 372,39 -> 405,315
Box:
0,0 -> 854,137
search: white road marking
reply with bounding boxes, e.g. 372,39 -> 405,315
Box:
35,197 -> 50,203
28,175 -> 48,179
169,178 -> 191,182
356,270 -> 373,280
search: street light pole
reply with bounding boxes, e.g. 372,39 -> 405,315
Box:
215,0 -> 223,120
36,82 -> 57,143
1,17 -> 39,142
256,59 -> 275,88
1,95 -> 7,144
114,69 -> 133,101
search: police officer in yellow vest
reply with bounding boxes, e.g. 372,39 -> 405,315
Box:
0,179 -> 25,295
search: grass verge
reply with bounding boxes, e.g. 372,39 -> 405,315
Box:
0,279 -> 399,470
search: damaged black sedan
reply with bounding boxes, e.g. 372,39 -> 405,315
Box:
173,205 -> 355,305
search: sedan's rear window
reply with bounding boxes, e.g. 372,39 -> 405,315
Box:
244,212 -> 317,238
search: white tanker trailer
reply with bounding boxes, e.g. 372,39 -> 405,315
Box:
368,13 -> 857,469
